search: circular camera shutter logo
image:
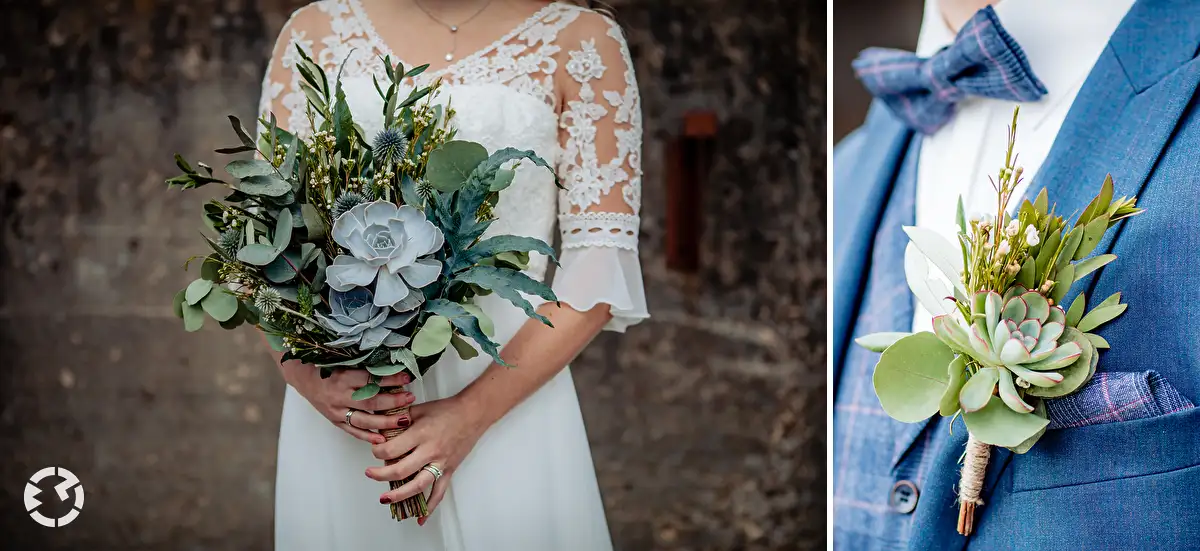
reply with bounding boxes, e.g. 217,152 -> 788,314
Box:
24,467 -> 85,527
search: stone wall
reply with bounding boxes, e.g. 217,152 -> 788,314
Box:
0,0 -> 826,549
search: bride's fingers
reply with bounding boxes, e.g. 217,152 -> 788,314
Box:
345,411 -> 404,431
358,390 -> 415,412
377,373 -> 411,387
379,468 -> 434,505
370,429 -> 419,461
421,475 -> 451,524
331,415 -> 385,444
365,449 -> 426,482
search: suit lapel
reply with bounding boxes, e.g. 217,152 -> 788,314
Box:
909,1 -> 1200,548
831,103 -> 913,393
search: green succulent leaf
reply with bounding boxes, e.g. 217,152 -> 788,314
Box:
959,366 -> 1000,413
1026,329 -> 1094,398
963,396 -> 1050,448
185,278 -> 214,305
412,315 -> 454,357
426,141 -> 489,192
870,332 -> 954,423
854,331 -> 911,353
940,355 -> 968,417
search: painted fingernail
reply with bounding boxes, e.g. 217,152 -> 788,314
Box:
365,469 -> 374,479
418,517 -> 425,526
379,495 -> 390,504
397,413 -> 411,428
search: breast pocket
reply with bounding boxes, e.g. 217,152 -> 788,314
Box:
989,406 -> 1200,549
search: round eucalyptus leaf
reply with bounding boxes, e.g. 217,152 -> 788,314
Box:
185,278 -> 214,305
366,364 -> 405,377
201,290 -> 239,323
1010,399 -> 1049,454
426,141 -> 488,192
351,382 -> 381,401
490,168 -> 516,192
182,302 -> 206,332
200,255 -> 222,281
461,303 -> 495,337
411,315 -> 453,357
238,243 -> 281,266
172,289 -> 187,319
963,396 -> 1050,448
959,366 -> 1000,413
450,333 -> 480,360
871,332 -> 954,423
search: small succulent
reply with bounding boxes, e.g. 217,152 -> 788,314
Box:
373,128 -> 409,168
325,201 -> 445,310
316,287 -> 416,350
933,289 -> 1093,414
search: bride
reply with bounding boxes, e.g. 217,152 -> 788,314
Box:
257,0 -> 646,549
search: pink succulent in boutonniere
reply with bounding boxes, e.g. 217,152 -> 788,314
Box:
854,107 -> 1145,536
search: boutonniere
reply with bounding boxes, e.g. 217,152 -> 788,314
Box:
855,108 -> 1144,535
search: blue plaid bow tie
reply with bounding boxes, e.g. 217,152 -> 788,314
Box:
853,6 -> 1048,134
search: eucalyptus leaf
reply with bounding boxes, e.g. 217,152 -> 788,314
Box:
200,255 -> 222,281
237,243 -> 281,266
200,289 -> 239,322
854,332 -> 910,353
490,168 -> 516,192
225,159 -> 276,179
265,249 -> 303,283
301,203 -> 328,241
351,382 -> 381,401
182,302 -> 205,332
172,289 -> 186,319
412,315 -> 453,357
450,334 -> 480,360
870,332 -> 954,423
461,303 -> 495,337
185,278 -> 214,305
227,115 -> 255,147
265,333 -> 286,352
317,353 -> 373,368
237,174 -> 292,197
273,208 -> 294,251
1010,399 -> 1048,454
427,141 -> 488,192
963,396 -> 1050,448
424,299 -> 505,365
366,364 -> 406,377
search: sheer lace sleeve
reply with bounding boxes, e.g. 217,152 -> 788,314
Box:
257,3 -> 336,138
553,11 -> 648,332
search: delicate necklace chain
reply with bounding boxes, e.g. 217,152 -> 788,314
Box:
413,0 -> 496,62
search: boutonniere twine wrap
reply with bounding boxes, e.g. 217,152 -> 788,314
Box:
856,108 -> 1144,535
166,49 -> 562,521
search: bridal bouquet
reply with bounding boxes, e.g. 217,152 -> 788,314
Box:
167,48 -> 560,520
856,108 -> 1143,535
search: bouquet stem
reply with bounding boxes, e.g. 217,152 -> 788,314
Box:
957,435 -> 990,536
378,387 -> 428,521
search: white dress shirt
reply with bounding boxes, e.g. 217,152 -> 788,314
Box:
910,0 -> 1134,333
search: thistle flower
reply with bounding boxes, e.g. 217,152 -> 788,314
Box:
218,227 -> 243,258
373,128 -> 409,168
254,287 -> 283,316
332,191 -> 366,220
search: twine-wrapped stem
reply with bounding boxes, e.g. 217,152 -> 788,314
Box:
957,435 -> 990,536
377,387 -> 427,521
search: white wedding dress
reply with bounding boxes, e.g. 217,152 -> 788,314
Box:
257,2 -> 647,550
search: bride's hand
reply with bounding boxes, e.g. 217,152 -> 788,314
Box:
281,361 -> 416,444
365,394 -> 489,524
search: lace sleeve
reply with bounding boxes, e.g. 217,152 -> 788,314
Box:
552,12 -> 648,332
257,4 -> 335,139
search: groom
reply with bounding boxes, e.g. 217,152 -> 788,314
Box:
832,0 -> 1200,549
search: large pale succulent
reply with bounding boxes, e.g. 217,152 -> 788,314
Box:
932,289 -> 1095,414
316,287 -> 417,350
326,201 -> 445,310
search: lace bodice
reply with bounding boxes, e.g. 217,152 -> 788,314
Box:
258,0 -> 647,330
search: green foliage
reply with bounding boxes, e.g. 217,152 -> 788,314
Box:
870,332 -> 954,423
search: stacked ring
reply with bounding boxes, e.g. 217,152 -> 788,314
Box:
422,463 -> 444,481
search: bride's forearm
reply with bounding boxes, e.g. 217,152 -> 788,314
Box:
456,302 -> 613,428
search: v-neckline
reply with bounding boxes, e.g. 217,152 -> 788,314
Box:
347,0 -> 563,79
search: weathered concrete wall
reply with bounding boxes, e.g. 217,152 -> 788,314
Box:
0,0 -> 826,549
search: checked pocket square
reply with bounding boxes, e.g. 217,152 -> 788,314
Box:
1045,371 -> 1194,430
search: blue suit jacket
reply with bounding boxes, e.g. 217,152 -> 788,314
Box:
833,1 -> 1200,548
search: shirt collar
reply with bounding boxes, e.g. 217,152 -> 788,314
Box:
915,0 -> 1135,129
